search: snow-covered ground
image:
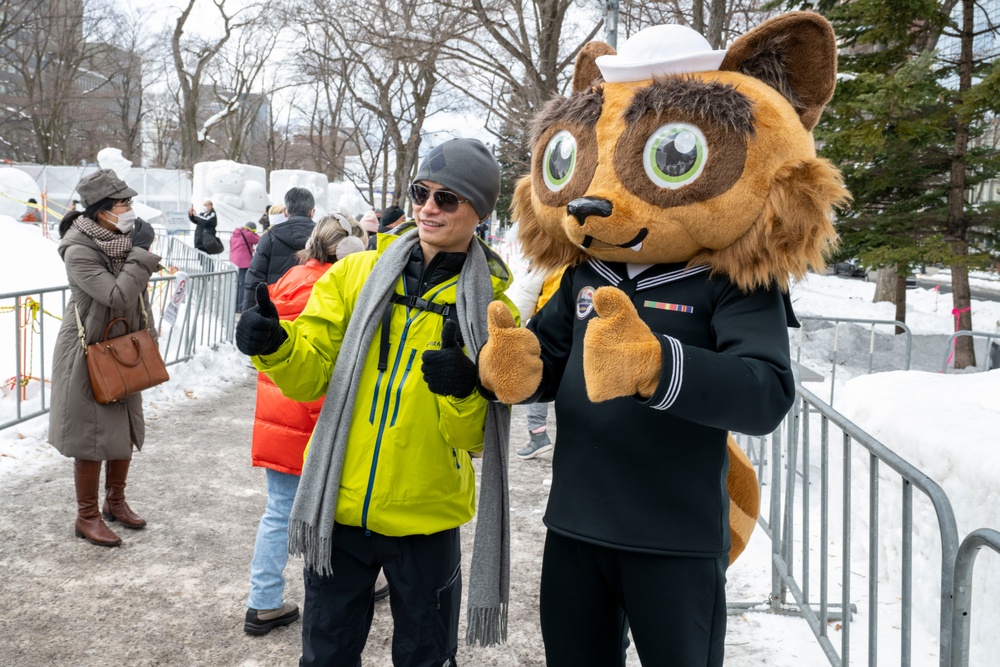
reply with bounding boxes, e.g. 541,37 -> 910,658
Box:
3,215 -> 1000,664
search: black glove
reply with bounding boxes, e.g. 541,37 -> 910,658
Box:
235,283 -> 287,356
422,320 -> 477,398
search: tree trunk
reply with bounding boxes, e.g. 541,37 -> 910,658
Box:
706,0 -> 727,48
949,253 -> 976,368
894,275 -> 907,335
946,0 -> 976,369
691,0 -> 705,34
872,266 -> 897,303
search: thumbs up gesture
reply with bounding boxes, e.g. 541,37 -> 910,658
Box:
583,287 -> 661,402
478,301 -> 543,404
235,283 -> 287,356
422,320 -> 477,398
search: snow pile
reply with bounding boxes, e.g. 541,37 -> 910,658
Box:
790,272 -> 1000,337
0,214 -> 63,291
0,168 -> 42,219
0,343 -> 254,480
841,370 -> 1000,662
191,160 -> 269,234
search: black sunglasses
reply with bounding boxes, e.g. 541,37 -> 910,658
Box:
408,183 -> 469,213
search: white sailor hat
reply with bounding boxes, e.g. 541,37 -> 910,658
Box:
596,24 -> 728,83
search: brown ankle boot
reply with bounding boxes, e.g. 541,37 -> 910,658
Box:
74,459 -> 121,547
102,459 -> 146,529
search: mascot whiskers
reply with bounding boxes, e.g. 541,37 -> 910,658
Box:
479,12 -> 849,665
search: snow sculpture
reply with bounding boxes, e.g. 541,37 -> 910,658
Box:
0,168 -> 43,219
191,160 -> 269,234
328,181 -> 365,218
270,169 -> 329,218
96,148 -> 133,176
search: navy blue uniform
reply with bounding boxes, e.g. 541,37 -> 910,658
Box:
527,259 -> 795,666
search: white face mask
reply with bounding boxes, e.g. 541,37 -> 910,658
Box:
110,209 -> 136,234
269,213 -> 286,227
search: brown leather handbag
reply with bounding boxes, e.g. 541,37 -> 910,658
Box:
74,298 -> 169,404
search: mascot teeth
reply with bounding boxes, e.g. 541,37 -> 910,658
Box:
630,241 -> 643,252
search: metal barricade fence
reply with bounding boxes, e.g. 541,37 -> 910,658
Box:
734,377 -> 1000,667
939,331 -> 1000,373
951,529 -> 1000,667
793,316 -> 913,406
151,232 -> 230,275
0,267 -> 237,432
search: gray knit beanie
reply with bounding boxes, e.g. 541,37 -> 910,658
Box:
414,138 -> 500,220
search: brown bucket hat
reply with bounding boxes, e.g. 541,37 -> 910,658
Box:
76,169 -> 138,207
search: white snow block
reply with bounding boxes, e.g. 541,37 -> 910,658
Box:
270,170 -> 329,218
329,181 -> 366,218
192,160 -> 268,234
0,169 -> 42,219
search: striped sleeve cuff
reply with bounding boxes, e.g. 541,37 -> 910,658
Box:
639,334 -> 683,411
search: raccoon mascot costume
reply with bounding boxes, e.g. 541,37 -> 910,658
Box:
479,12 -> 849,666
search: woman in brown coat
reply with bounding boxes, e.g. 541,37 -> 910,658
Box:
49,169 -> 162,547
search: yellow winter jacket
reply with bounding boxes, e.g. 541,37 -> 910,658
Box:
254,234 -> 516,536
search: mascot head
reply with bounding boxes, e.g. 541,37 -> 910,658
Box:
514,12 -> 850,292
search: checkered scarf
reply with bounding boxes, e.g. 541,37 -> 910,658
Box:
74,216 -> 132,274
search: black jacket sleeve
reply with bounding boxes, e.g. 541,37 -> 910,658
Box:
525,267 -> 577,403
243,233 -> 272,310
638,283 -> 794,435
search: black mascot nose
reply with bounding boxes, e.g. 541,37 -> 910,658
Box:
567,197 -> 613,226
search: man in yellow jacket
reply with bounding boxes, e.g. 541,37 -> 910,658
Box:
237,138 -> 516,665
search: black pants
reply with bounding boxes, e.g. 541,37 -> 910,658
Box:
300,523 -> 462,667
235,268 -> 248,312
540,530 -> 727,667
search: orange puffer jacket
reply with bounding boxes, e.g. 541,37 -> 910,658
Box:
251,258 -> 331,475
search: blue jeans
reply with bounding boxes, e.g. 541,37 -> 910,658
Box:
248,468 -> 300,610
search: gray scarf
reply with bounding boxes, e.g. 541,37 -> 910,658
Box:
287,228 -> 511,646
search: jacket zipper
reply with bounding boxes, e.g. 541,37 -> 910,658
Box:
361,278 -> 459,533
361,316 -> 414,533
369,372 -> 383,424
390,349 -> 417,427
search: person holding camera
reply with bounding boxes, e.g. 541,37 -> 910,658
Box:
49,169 -> 161,548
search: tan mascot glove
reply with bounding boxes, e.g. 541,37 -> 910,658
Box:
478,301 -> 544,404
584,287 -> 662,403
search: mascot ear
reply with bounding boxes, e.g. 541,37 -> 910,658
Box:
572,41 -> 616,93
720,11 -> 837,131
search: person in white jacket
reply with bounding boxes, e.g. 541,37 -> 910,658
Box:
499,223 -> 558,460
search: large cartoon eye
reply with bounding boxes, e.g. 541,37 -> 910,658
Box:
642,123 -> 707,189
542,130 -> 577,192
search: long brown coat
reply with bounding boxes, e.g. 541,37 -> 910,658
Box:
48,225 -> 161,461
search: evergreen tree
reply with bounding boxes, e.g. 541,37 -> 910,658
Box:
495,117 -> 531,230
793,0 -> 1000,365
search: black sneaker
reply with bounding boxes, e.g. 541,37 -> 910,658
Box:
244,601 -> 299,635
517,430 -> 553,460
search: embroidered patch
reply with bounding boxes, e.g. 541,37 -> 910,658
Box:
643,300 -> 693,314
576,286 -> 596,319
